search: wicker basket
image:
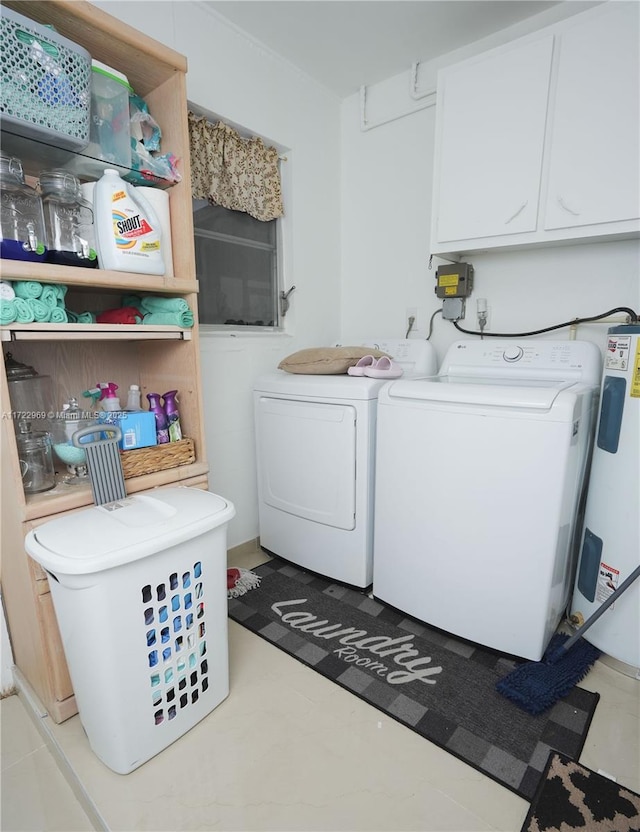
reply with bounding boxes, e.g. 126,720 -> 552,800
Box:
120,438 -> 195,479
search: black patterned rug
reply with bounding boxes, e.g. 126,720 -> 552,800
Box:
228,559 -> 600,801
521,751 -> 640,831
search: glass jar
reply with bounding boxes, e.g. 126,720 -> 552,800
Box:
39,169 -> 97,268
50,397 -> 101,485
4,352 -> 54,436
0,152 -> 47,262
16,421 -> 55,494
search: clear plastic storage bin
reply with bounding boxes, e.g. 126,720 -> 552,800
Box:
70,59 -> 132,178
25,487 -> 235,774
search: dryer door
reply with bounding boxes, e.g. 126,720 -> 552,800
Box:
256,396 -> 356,530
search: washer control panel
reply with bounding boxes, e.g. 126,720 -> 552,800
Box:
502,346 -> 524,362
441,340 -> 602,385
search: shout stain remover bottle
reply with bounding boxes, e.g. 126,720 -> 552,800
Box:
94,168 -> 164,275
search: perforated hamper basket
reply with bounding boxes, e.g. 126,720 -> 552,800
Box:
23,487 -> 236,774
1,6 -> 91,150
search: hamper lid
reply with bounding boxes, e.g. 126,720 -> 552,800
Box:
25,487 -> 235,575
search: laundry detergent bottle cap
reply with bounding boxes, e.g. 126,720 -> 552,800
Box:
94,168 -> 164,275
98,381 -> 120,411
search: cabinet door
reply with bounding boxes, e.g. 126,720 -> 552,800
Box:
544,3 -> 640,230
433,36 -> 554,244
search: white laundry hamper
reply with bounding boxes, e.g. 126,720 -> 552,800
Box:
25,486 -> 235,775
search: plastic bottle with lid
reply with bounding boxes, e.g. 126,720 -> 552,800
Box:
125,384 -> 142,411
162,390 -> 182,442
147,392 -> 169,444
39,169 -> 97,268
94,168 -> 164,275
98,382 -> 121,411
0,152 -> 47,262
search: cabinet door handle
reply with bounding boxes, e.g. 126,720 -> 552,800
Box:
504,201 -> 528,225
557,196 -> 580,216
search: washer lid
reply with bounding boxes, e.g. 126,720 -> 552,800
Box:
25,487 -> 235,575
384,376 -> 578,410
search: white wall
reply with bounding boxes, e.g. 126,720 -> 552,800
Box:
93,1 -> 343,547
340,3 -> 640,367
95,1 -> 639,549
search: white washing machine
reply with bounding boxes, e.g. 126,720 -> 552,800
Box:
253,339 -> 437,588
372,339 -> 602,661
571,325 -> 640,675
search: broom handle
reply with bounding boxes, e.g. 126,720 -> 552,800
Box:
561,563 -> 640,655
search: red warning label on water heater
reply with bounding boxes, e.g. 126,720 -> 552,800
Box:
605,336 -> 631,371
596,562 -> 619,604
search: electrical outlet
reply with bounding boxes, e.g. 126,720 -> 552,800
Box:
476,298 -> 490,330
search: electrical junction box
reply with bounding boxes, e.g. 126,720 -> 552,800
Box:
435,263 -> 474,299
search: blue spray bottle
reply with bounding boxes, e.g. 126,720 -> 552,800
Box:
147,393 -> 170,444
162,390 -> 182,442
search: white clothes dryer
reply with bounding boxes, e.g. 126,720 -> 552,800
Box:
372,339 -> 602,661
253,340 -> 437,588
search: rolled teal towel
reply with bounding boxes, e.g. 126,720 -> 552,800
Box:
26,298 -> 50,322
40,285 -> 59,308
140,296 -> 189,314
54,284 -> 68,302
142,310 -> 194,328
49,307 -> 68,323
14,297 -> 35,323
66,310 -> 78,323
0,298 -> 17,324
122,294 -> 143,310
13,280 -> 43,300
76,311 -> 96,323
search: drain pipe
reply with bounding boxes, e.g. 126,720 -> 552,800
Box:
569,314 -> 632,340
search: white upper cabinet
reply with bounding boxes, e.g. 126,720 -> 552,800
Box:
544,3 -> 640,230
434,37 -> 554,243
430,2 -> 640,255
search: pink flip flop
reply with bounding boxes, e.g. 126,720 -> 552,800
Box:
347,355 -> 378,376
363,356 -> 403,378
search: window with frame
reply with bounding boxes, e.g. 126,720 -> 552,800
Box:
193,199 -> 280,328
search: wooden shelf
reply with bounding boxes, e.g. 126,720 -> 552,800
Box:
1,323 -> 193,342
1,260 -> 199,294
23,461 -> 210,522
1,0 -> 187,97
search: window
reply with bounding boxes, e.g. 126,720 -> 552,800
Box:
193,200 -> 280,328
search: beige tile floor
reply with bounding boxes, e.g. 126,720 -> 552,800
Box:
2,542 -> 639,832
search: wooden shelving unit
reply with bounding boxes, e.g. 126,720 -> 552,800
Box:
0,0 -> 208,722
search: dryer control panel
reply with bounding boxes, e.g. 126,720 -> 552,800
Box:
336,339 -> 437,377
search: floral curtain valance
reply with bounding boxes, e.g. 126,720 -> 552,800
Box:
188,112 -> 284,222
